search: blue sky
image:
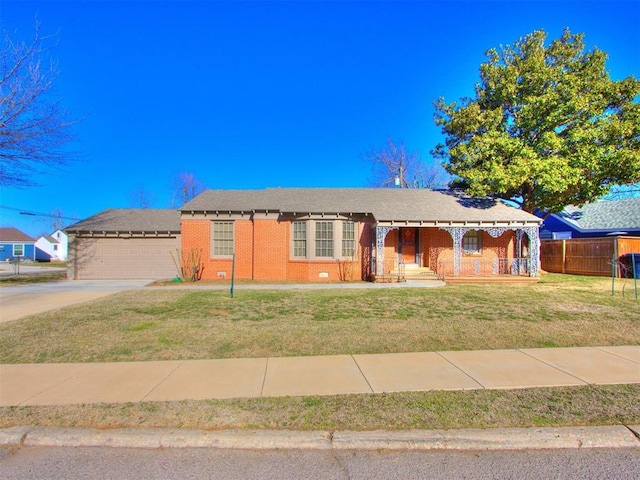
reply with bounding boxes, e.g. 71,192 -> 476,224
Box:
1,0 -> 638,237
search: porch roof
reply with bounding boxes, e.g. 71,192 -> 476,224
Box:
181,188 -> 541,226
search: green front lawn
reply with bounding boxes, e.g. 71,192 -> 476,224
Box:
1,273 -> 638,364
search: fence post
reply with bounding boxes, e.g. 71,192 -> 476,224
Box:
633,253 -> 638,301
611,254 -> 616,296
561,239 -> 566,274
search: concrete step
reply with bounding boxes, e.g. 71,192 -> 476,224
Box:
391,265 -> 439,281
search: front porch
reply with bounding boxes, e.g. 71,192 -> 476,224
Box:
370,223 -> 540,282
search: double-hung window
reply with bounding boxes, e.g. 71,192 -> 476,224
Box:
462,230 -> 482,255
211,221 -> 234,256
315,221 -> 334,257
13,244 -> 24,257
292,221 -> 307,257
342,221 -> 356,258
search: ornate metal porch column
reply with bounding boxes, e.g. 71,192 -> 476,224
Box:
374,226 -> 395,277
440,226 -> 540,277
522,226 -> 540,277
440,227 -> 465,276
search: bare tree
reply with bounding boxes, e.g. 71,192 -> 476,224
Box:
365,137 -> 447,189
50,207 -> 65,231
171,171 -> 206,207
127,184 -> 154,208
0,21 -> 79,187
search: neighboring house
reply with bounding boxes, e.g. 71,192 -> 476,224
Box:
0,227 -> 36,262
65,209 -> 181,280
180,188 -> 542,282
541,198 -> 640,239
35,229 -> 69,262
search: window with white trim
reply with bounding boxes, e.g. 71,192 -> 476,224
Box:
211,221 -> 234,256
292,221 -> 307,257
13,244 -> 24,257
342,221 -> 356,258
462,230 -> 482,255
315,221 -> 334,257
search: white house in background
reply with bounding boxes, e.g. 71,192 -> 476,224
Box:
35,229 -> 68,262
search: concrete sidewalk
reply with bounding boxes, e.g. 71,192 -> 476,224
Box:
1,346 -> 638,407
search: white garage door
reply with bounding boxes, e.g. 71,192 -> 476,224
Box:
71,236 -> 181,280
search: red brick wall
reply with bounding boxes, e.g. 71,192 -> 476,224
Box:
253,218 -> 288,280
182,219 -> 519,281
234,219 -> 254,279
182,217 -> 373,282
181,218 -> 232,280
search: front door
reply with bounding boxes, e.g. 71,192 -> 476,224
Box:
400,228 -> 418,264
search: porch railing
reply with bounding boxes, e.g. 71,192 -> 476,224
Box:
437,257 -> 531,278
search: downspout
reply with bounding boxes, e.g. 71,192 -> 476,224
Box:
251,214 -> 255,280
72,233 -> 78,280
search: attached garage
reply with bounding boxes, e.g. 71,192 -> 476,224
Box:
66,209 -> 181,280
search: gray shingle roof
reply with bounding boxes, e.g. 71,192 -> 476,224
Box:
0,227 -> 35,242
65,209 -> 181,233
557,198 -> 640,231
180,188 -> 541,223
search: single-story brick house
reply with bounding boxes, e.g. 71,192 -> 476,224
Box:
180,188 -> 542,282
66,209 -> 181,279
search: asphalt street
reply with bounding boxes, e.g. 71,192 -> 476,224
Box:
1,445 -> 639,480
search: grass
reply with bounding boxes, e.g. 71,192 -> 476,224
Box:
0,262 -> 67,287
0,273 -> 638,364
1,385 -> 638,431
0,270 -> 66,287
0,273 -> 638,431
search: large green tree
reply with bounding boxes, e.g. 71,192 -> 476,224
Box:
433,29 -> 640,215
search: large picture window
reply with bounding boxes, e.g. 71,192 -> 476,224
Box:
211,221 -> 234,256
462,230 -> 482,255
292,220 -> 357,260
292,221 -> 307,257
315,221 -> 334,257
342,221 -> 356,258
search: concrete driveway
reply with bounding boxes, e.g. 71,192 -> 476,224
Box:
0,280 -> 149,323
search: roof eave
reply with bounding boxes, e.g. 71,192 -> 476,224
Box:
376,219 -> 542,227
549,213 -> 640,233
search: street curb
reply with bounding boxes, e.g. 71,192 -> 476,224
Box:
1,425 -> 639,450
0,426 -> 31,446
332,426 -> 640,450
21,428 -> 332,450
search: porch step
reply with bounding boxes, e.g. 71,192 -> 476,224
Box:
391,265 -> 440,281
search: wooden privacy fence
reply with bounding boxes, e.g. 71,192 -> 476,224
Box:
541,236 -> 640,277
